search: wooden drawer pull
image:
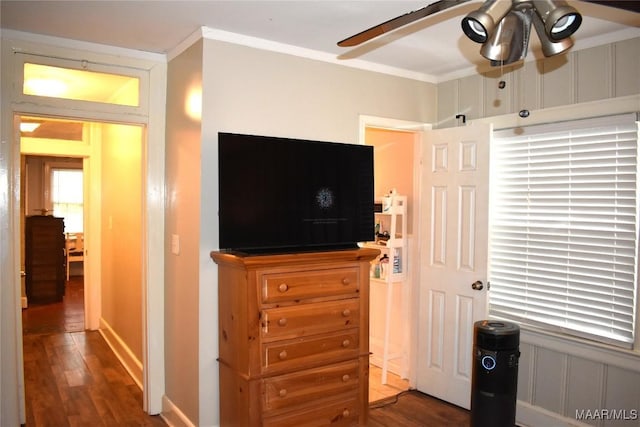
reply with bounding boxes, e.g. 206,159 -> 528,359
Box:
342,410 -> 350,418
277,318 -> 287,327
278,350 -> 288,360
279,389 -> 287,398
341,277 -> 350,286
342,374 -> 350,382
278,283 -> 289,293
342,339 -> 351,348
342,309 -> 351,317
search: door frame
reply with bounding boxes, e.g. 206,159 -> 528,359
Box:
359,114 -> 430,386
0,35 -> 167,423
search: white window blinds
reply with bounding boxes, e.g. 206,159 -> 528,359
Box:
489,113 -> 639,348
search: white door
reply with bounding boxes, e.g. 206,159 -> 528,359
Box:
416,123 -> 491,409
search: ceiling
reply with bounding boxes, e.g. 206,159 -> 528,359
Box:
2,1 -> 639,82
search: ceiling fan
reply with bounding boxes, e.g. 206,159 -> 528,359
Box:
338,0 -> 640,66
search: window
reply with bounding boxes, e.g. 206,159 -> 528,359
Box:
51,168 -> 83,233
489,113 -> 639,348
23,62 -> 140,106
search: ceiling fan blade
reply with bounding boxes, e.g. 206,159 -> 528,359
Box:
579,0 -> 640,13
337,0 -> 472,47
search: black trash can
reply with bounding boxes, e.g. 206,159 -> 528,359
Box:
471,320 -> 520,427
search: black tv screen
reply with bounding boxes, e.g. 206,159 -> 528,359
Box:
218,132 -> 374,254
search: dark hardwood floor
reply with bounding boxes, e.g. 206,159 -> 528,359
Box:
22,278 -> 470,426
369,390 -> 470,426
22,277 -> 166,426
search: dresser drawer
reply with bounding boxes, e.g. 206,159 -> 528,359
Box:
263,329 -> 359,374
261,267 -> 359,304
263,396 -> 359,427
262,360 -> 358,413
261,299 -> 359,341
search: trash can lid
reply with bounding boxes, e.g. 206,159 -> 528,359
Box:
475,320 -> 519,334
474,320 -> 520,350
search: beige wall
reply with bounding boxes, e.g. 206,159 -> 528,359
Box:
436,37 -> 640,128
162,37 -> 437,426
164,39 -> 203,426
100,123 -> 143,360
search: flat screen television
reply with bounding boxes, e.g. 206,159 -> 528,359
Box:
218,132 -> 374,254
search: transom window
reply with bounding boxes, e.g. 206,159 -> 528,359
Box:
23,62 -> 139,106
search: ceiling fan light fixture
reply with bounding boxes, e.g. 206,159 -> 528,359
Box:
532,10 -> 574,56
480,7 -> 533,66
461,0 -> 512,43
532,0 -> 582,40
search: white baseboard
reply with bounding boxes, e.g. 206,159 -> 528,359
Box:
517,401 -> 592,427
98,317 -> 143,389
161,395 -> 198,427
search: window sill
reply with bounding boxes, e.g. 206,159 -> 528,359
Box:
519,325 -> 640,373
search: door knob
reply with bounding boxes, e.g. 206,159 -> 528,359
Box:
471,280 -> 483,290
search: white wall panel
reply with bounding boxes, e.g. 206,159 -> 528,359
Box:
437,79 -> 459,129
483,67 -> 512,118
565,356 -> 604,426
541,54 -> 575,108
517,342 -> 534,403
459,74 -> 483,120
519,60 -> 542,112
603,366 -> 640,427
577,45 -> 611,103
614,38 -> 640,97
436,38 -> 640,129
533,347 -> 567,414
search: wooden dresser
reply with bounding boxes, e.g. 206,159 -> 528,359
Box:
25,215 -> 66,304
211,247 -> 379,426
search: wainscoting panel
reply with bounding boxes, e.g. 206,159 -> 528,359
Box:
532,347 -> 567,414
614,38 -> 640,97
517,333 -> 640,427
565,356 -> 604,425
436,37 -> 640,129
603,366 -> 640,427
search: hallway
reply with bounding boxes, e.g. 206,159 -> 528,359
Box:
21,278 -> 166,426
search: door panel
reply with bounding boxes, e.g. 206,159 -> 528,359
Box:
417,123 -> 491,409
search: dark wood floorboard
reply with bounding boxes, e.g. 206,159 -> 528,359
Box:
22,277 -> 166,426
369,390 -> 471,426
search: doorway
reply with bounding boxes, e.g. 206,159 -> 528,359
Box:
1,43 -> 166,425
18,114 -> 147,394
21,153 -> 85,334
363,122 -> 423,402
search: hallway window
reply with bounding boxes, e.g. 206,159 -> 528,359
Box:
489,113 -> 639,349
51,168 -> 83,233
